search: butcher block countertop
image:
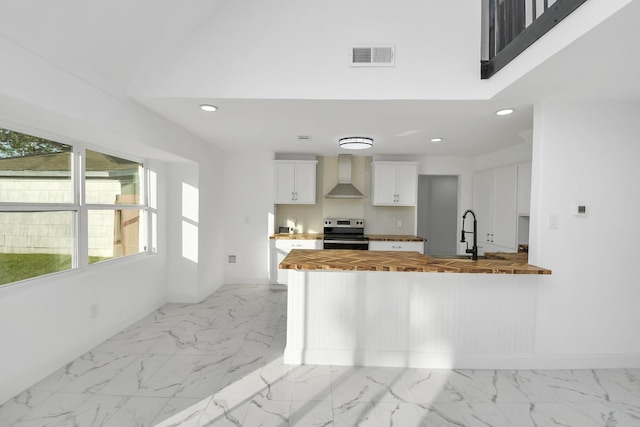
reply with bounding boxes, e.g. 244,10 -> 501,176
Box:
366,234 -> 426,242
270,233 -> 323,240
484,251 -> 529,262
280,249 -> 551,275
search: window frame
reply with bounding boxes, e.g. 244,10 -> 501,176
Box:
0,127 -> 154,287
82,147 -> 148,266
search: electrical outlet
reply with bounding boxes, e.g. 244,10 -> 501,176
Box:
228,255 -> 237,263
396,220 -> 403,228
90,303 -> 99,319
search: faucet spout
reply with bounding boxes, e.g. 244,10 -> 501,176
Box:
461,209 -> 479,260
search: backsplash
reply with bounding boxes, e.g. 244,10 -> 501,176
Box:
275,156 -> 417,235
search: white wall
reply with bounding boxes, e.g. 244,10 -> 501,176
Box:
530,100 -> 640,361
475,140 -> 533,171
0,33 -> 226,404
131,0 -> 484,100
130,0 -> 634,103
166,162 -> 200,302
197,147 -> 226,297
223,151 -> 275,285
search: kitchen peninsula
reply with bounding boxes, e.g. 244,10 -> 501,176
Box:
281,249 -> 552,370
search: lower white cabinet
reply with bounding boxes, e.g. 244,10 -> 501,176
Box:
269,239 -> 322,284
369,240 -> 424,254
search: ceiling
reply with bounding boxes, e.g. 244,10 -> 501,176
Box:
2,0 -> 639,158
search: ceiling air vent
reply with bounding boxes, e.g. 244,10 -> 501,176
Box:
350,44 -> 395,67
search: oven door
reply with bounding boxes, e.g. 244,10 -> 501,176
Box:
323,239 -> 369,250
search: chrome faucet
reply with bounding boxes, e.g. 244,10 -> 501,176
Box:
460,209 -> 478,260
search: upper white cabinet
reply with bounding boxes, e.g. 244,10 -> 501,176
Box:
473,165 -> 518,253
517,162 -> 532,216
274,160 -> 317,204
372,162 -> 418,206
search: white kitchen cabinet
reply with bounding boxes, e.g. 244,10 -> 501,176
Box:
472,165 -> 518,254
269,238 -> 322,284
517,162 -> 532,216
372,162 -> 418,206
369,240 -> 424,254
274,160 -> 317,204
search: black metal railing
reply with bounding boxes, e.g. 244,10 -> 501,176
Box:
482,0 -> 589,79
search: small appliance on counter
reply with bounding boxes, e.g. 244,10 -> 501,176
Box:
278,226 -> 293,234
323,218 -> 369,250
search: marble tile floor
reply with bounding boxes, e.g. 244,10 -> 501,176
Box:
1,283 -> 639,427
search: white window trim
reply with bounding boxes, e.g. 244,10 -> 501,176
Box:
0,136 -> 154,288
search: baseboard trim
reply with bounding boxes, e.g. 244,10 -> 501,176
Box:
284,347 -> 640,370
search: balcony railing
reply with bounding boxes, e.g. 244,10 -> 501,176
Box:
482,0 -> 588,79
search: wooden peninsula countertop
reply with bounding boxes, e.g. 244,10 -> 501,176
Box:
270,233 -> 323,240
280,249 -> 551,274
366,234 -> 426,242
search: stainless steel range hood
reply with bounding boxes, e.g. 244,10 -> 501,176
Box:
325,154 -> 364,199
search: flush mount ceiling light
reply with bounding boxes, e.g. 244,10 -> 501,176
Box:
339,137 -> 373,150
199,104 -> 218,112
430,137 -> 444,142
496,108 -> 515,116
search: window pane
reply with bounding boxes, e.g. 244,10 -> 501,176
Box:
0,128 -> 73,203
88,209 -> 146,263
85,150 -> 142,205
0,211 -> 74,285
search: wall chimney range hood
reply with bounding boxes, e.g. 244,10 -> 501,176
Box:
325,154 -> 364,199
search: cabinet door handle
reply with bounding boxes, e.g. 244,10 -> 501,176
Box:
392,245 -> 402,249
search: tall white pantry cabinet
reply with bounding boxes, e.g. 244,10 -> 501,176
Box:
473,163 -> 531,254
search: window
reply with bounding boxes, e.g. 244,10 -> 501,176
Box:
85,150 -> 146,263
0,211 -> 74,285
0,127 -> 151,286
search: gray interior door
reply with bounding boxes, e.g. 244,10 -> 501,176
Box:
417,175 -> 458,255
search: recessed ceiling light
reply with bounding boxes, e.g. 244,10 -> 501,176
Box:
338,137 -> 373,150
430,137 -> 444,142
496,108 -> 515,116
199,104 -> 218,112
